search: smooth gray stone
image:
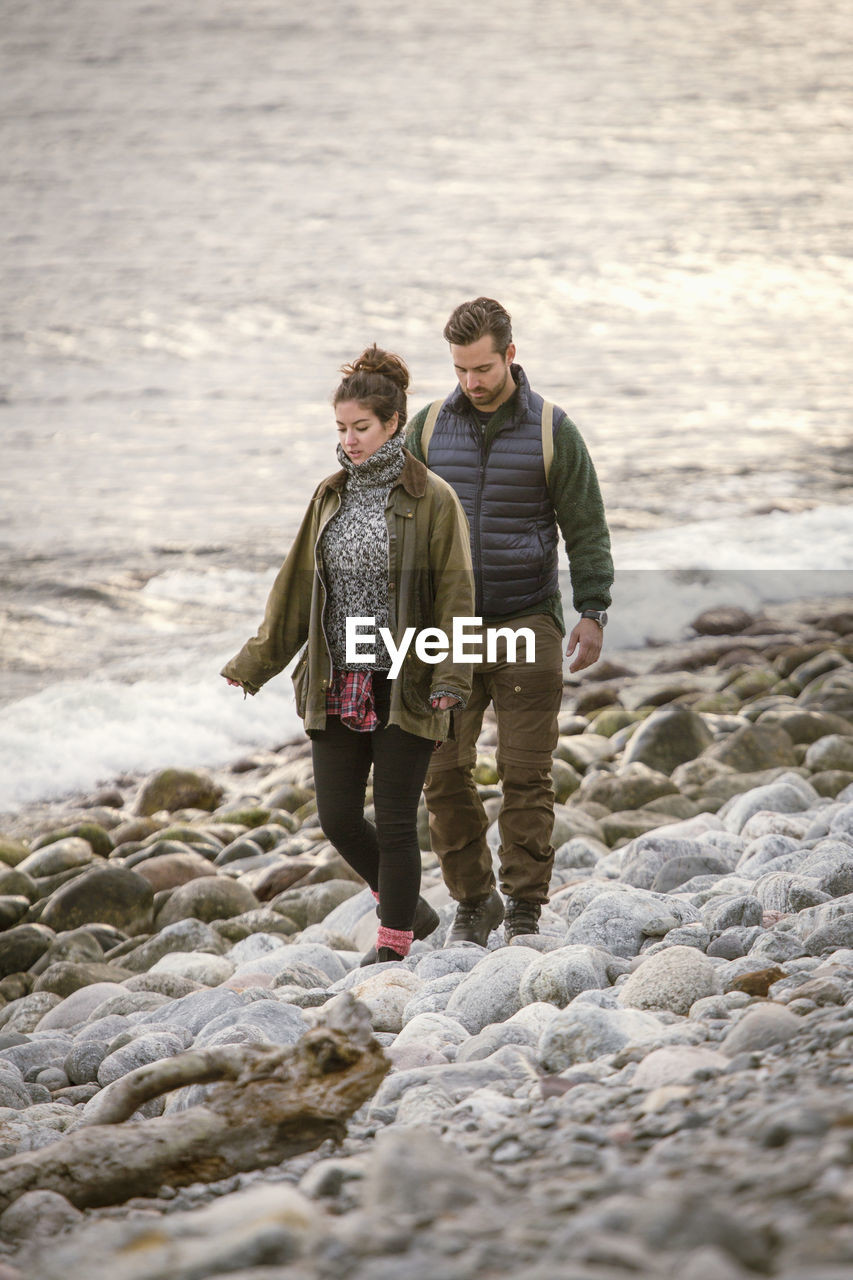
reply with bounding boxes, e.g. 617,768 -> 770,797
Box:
18,839 -> 95,879
618,945 -> 718,1015
565,889 -> 700,958
38,982 -> 127,1030
444,946 -> 541,1034
320,886 -> 379,939
706,927 -> 763,959
133,987 -> 245,1035
40,864 -> 154,936
735,833 -> 802,874
227,932 -> 288,964
721,1004 -> 801,1054
641,923 -> 711,955
118,917 -> 229,972
798,843 -> 853,897
0,1037 -> 73,1077
413,948 -> 485,980
455,1021 -> 538,1062
537,1003 -> 663,1072
65,1037 -> 114,1086
518,944 -> 612,1009
0,1189 -> 83,1243
0,924 -> 56,979
828,801 -> 853,838
804,915 -> 853,955
753,871 -> 830,913
622,702 -> 714,774
368,1053 -> 528,1124
155,875 -> 259,928
619,836 -> 710,890
748,931 -> 809,963
232,942 -> 347,985
651,854 -> 732,893
97,1030 -> 188,1086
193,998 -> 306,1049
701,895 -> 763,932
720,782 -> 815,835
401,973 -> 467,1023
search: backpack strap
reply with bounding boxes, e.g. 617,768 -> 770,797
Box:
540,400 -> 555,484
421,398 -> 444,463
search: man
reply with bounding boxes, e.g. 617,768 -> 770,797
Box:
405,297 -> 613,946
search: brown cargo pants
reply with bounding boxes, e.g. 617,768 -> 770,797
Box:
423,613 -> 563,906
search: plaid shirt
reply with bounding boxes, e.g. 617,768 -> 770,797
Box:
325,669 -> 379,732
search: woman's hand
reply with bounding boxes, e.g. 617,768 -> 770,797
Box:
430,694 -> 460,711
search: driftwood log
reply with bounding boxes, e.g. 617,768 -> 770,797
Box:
0,992 -> 389,1213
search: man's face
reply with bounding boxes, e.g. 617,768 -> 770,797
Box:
450,335 -> 517,412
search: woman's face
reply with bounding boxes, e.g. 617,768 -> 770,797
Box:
335,400 -> 398,465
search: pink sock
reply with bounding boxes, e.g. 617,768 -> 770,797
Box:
376,925 -> 414,957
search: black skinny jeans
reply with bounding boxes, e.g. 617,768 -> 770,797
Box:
310,674 -> 435,931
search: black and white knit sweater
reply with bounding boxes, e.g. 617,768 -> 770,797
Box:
320,434 -> 405,671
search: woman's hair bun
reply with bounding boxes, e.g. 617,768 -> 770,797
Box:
342,344 -> 409,393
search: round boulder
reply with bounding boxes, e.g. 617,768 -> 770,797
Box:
155,875 -> 260,927
17,837 -> 95,879
132,850 -> 219,893
538,1003 -> 662,1071
133,768 -> 224,816
623,704 -> 714,775
706,723 -> 798,772
576,762 -> 679,812
617,945 -> 718,1015
444,946 -> 542,1034
518,944 -> 611,1009
0,1189 -> 83,1243
805,734 -> 853,773
40,865 -> 154,936
0,923 -> 56,978
692,606 -> 755,636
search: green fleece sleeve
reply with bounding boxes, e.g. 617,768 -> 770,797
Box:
548,413 -> 614,613
403,404 -> 429,464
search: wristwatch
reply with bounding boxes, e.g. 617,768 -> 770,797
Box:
580,609 -> 608,629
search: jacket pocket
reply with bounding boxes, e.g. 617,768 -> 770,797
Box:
400,655 -> 432,716
291,647 -> 310,718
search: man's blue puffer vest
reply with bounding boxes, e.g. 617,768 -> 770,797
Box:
426,366 -> 559,617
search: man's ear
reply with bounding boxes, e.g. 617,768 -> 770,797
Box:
505,343 -> 517,365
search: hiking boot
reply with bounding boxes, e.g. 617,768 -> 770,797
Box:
359,895 -> 440,966
376,946 -> 405,962
444,890 -> 505,947
504,898 -> 541,942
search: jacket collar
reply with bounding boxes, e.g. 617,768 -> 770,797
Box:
318,446 -> 427,500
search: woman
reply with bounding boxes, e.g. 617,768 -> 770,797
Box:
222,347 -> 474,963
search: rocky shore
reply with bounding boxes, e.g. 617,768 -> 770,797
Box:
1,596 -> 852,1280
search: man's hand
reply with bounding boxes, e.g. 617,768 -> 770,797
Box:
566,617 -> 603,673
430,694 -> 460,711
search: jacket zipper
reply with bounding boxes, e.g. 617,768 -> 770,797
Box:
471,421 -> 487,616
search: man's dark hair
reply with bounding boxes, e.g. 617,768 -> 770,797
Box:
443,297 -> 513,355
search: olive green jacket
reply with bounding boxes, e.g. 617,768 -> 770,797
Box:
221,449 -> 475,741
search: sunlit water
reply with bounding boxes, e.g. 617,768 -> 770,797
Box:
1,0 -> 852,808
